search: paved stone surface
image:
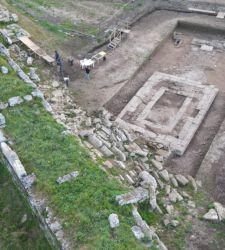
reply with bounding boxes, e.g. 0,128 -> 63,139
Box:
116,72 -> 218,155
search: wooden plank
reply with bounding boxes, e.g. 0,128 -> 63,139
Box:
18,36 -> 54,65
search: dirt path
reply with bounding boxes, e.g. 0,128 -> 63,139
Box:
197,117 -> 225,205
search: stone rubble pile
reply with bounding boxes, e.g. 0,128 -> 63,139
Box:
0,5 -> 18,24
0,23 -> 30,44
34,75 -> 204,250
132,207 -> 168,250
0,30 -> 221,250
9,44 -> 29,62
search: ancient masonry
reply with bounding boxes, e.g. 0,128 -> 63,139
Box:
116,72 -> 218,156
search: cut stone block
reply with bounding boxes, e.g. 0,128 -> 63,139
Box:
108,214 -> 119,228
56,171 -> 79,184
116,187 -> 149,206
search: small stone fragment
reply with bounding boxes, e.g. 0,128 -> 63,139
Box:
111,146 -> 126,161
159,169 -> 170,182
166,204 -> 174,215
0,113 -> 6,127
26,56 -> 33,66
24,95 -> 33,102
29,67 -> 40,81
1,66 -> 8,74
171,220 -> 179,227
85,117 -> 92,127
116,187 -> 149,206
152,159 -> 163,170
88,134 -> 103,148
169,189 -> 183,203
56,171 -> 79,184
108,213 -> 119,228
49,221 -> 62,233
175,174 -> 189,186
0,102 -> 8,110
131,226 -> 144,240
203,209 -> 219,221
99,145 -> 113,157
8,96 -> 23,106
21,214 -> 27,224
214,202 -> 225,221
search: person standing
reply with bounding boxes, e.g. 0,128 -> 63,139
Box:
84,66 -> 90,80
54,50 -> 63,75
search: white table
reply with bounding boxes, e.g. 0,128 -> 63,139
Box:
80,58 -> 95,69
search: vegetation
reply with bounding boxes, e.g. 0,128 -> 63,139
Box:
0,158 -> 52,250
0,64 -> 152,249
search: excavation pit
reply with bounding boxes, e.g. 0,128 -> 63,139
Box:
116,72 -> 218,156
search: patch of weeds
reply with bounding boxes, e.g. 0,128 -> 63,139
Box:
209,221 -> 225,246
207,202 -> 215,210
160,201 -> 192,250
185,184 -> 209,207
171,221 -> 192,250
109,167 -> 122,176
65,111 -> 76,118
138,200 -> 162,227
38,20 -> 65,39
113,3 -> 133,11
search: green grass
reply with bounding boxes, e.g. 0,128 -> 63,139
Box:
0,57 -> 32,102
1,83 -> 150,249
209,221 -> 225,250
0,75 -> 32,102
0,158 -> 52,250
138,200 -> 162,227
113,3 -> 133,11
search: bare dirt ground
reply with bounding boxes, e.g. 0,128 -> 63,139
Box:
66,12 -> 225,201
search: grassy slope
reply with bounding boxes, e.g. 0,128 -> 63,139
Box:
0,57 -> 32,102
0,60 -> 148,249
0,159 -> 52,250
3,100 -> 145,249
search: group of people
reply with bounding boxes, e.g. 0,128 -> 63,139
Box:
54,51 -> 91,86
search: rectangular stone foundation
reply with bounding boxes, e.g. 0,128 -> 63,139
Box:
116,72 -> 218,155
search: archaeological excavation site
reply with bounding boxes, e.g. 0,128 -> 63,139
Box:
1,0 -> 225,249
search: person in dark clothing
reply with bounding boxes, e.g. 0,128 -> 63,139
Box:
54,50 -> 63,75
68,58 -> 74,66
54,51 -> 60,61
84,66 -> 90,80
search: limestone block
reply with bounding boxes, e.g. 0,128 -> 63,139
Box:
108,214 -> 119,229
1,142 -> 27,178
8,96 -> 23,107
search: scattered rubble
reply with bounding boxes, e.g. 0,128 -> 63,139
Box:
0,5 -> 18,23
